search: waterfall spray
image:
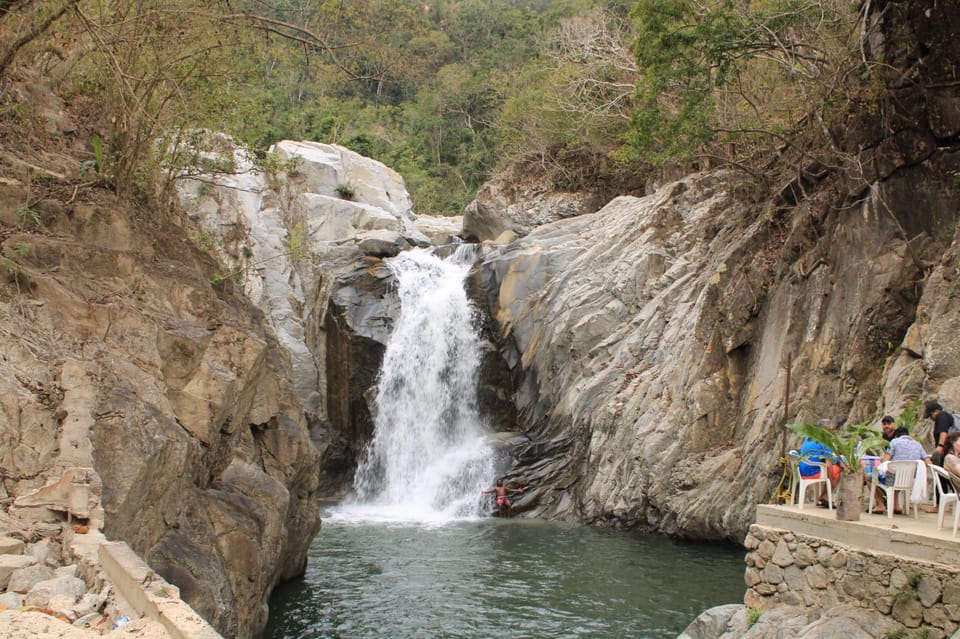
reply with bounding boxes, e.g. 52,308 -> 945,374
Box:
347,247 -> 493,522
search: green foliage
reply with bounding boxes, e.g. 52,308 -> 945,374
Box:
895,399 -> 922,434
13,242 -> 29,257
1,257 -> 31,289
16,205 -> 40,228
787,421 -> 886,474
334,183 -> 356,201
626,0 -> 862,166
255,152 -> 301,182
191,229 -> 219,251
746,607 -> 762,627
284,225 -> 308,261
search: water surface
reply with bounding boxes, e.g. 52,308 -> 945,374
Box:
263,517 -> 745,639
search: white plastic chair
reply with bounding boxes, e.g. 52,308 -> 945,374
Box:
942,469 -> 960,537
930,465 -> 959,529
869,460 -> 920,519
788,450 -> 833,510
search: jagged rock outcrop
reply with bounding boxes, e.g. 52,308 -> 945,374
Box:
462,159 -> 603,243
472,0 -> 960,540
0,183 -> 321,636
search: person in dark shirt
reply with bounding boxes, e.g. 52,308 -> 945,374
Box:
924,401 -> 952,465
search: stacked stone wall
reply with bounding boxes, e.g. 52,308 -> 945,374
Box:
745,524 -> 960,638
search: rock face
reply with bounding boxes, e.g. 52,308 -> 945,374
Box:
462,159 -> 603,242
0,185 -> 320,636
471,1 -> 960,539
176,139 -> 492,496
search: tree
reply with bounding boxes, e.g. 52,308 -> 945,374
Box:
0,0 -> 79,77
626,0 -> 864,170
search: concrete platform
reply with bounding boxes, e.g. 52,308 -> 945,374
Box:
756,503 -> 960,566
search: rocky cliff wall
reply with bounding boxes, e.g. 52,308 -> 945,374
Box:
0,182 -> 321,637
472,0 -> 960,541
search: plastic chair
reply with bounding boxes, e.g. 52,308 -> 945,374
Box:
869,460 -> 920,519
788,450 -> 833,510
943,469 -> 960,537
930,465 -> 959,529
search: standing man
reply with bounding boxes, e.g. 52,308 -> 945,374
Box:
924,401 -> 952,466
925,401 -> 953,509
482,478 -> 524,517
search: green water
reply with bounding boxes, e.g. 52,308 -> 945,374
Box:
262,517 -> 745,639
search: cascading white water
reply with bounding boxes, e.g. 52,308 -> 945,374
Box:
340,246 -> 494,523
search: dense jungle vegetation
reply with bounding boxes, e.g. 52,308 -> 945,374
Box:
1,0 -> 869,215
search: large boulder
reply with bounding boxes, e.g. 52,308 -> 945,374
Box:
462,161 -> 602,242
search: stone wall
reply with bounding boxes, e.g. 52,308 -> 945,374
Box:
745,524 -> 960,638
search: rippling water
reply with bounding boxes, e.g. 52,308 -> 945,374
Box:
262,516 -> 745,639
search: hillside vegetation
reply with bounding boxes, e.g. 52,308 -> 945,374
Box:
0,0 -> 868,216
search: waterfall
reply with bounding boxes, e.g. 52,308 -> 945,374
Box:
342,246 -> 494,522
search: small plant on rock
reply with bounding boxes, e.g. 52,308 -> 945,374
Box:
16,205 -> 41,228
334,183 -> 356,200
746,607 -> 762,627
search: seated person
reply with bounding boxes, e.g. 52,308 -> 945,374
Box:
872,422 -> 931,514
798,419 -> 841,508
944,432 -> 960,478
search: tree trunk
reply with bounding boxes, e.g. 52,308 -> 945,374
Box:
836,472 -> 862,521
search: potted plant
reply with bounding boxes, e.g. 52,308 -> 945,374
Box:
787,421 -> 887,521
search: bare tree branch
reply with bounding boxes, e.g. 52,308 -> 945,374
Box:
0,0 -> 79,76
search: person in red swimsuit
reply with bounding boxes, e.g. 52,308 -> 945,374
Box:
482,478 -> 524,517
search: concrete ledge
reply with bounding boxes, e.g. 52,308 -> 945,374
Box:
756,504 -> 960,566
98,542 -> 222,639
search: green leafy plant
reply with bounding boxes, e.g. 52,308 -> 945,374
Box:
787,421 -> 886,475
13,242 -> 29,257
895,399 -> 922,434
191,229 -> 219,250
2,257 -> 32,289
92,133 -> 104,172
16,205 -> 41,228
334,183 -> 356,200
255,151 -> 301,181
746,607 -> 762,627
80,133 -> 108,179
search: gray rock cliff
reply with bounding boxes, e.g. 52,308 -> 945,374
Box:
0,192 -> 321,637
471,0 -> 960,541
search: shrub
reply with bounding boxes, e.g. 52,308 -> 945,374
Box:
334,183 -> 356,200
